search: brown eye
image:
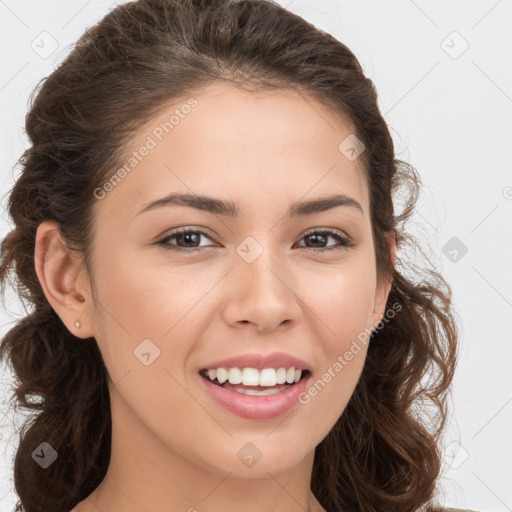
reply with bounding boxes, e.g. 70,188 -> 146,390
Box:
156,228 -> 354,253
295,229 -> 354,251
157,229 -> 214,251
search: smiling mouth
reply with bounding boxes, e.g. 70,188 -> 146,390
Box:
199,368 -> 311,393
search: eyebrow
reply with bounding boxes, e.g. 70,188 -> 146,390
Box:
136,192 -> 364,218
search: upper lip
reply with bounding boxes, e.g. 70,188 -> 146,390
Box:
200,352 -> 311,372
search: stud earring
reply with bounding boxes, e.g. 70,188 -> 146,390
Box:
75,320 -> 81,329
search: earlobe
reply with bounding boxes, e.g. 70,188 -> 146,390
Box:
34,221 -> 93,338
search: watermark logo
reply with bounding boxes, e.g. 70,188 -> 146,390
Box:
443,440 -> 469,469
31,31 -> 59,60
236,236 -> 264,264
338,134 -> 365,161
442,236 -> 468,263
237,442 -> 263,468
441,31 -> 469,60
134,338 -> 161,366
32,442 -> 58,469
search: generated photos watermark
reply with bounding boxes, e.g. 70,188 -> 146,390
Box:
93,97 -> 198,200
298,301 -> 402,405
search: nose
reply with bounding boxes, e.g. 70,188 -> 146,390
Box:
220,247 -> 303,333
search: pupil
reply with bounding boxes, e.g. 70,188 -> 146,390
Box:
180,233 -> 198,246
308,234 -> 325,247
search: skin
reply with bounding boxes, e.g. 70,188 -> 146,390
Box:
35,81 -> 395,512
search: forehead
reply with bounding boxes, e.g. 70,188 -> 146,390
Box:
96,81 -> 369,220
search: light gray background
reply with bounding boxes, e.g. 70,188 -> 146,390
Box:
0,1 -> 511,511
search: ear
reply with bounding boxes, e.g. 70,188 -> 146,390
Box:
370,230 -> 397,329
34,220 -> 94,339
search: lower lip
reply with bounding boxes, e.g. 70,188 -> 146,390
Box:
198,373 -> 311,420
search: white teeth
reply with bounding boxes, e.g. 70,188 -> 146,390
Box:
228,368 -> 243,384
259,368 -> 276,386
202,366 -> 305,386
230,385 -> 291,396
276,367 -> 287,384
216,368 -> 228,384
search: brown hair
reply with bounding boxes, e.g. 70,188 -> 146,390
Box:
0,1 -> 458,511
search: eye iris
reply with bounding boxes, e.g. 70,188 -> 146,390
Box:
178,232 -> 200,247
307,233 -> 327,247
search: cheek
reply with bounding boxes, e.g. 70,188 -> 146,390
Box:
91,243 -> 208,336
296,258 -> 375,412
299,258 -> 376,346
298,290 -> 372,438
89,245 -> 218,382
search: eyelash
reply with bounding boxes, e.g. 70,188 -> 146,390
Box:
156,227 -> 355,253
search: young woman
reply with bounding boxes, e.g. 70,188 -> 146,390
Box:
0,1 -> 467,511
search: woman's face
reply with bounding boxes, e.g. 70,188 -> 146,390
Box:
85,81 -> 392,479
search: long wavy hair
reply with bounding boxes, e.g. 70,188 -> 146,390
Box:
0,1 -> 458,511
